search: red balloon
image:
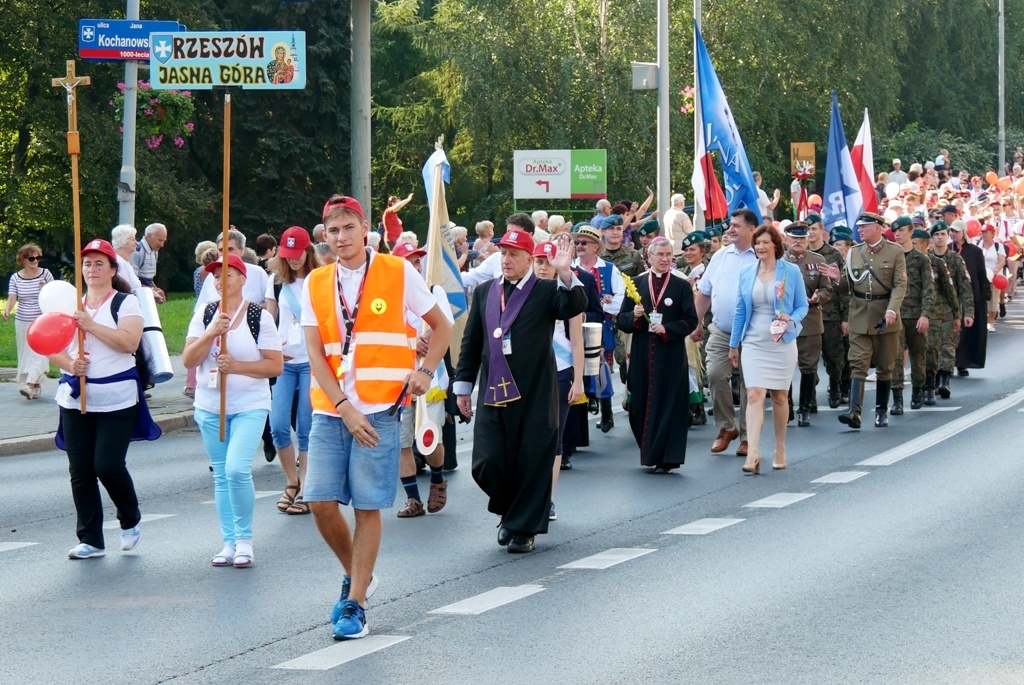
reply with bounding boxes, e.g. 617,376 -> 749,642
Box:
26,312 -> 77,356
993,274 -> 1009,290
1004,241 -> 1018,258
966,219 -> 982,239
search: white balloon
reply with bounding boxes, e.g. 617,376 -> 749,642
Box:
883,209 -> 899,224
38,280 -> 78,316
885,182 -> 900,200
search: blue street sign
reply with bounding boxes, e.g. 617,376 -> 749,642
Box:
78,19 -> 183,62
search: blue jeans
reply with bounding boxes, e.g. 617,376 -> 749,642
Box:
194,408 -> 269,545
270,362 -> 311,452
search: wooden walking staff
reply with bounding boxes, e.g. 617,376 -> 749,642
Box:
51,60 -> 90,414
219,92 -> 232,441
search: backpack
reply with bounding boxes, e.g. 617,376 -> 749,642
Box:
202,301 -> 264,343
111,292 -> 151,389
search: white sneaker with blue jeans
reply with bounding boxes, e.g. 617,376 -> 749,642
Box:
68,543 -> 105,559
121,525 -> 141,551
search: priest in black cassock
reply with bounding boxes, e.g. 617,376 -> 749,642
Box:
616,237 -> 699,472
455,230 -> 587,554
950,222 -> 990,370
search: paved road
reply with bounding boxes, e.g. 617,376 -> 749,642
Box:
3,309 -> 1024,684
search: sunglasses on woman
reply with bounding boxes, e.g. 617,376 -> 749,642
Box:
25,256 -> 40,262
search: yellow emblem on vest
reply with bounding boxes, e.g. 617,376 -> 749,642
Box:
370,298 -> 387,314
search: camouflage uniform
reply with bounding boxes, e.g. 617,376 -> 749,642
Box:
892,247 -> 935,392
927,249 -> 969,376
811,241 -> 848,405
603,245 -> 645,376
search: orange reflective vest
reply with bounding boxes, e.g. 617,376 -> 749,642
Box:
308,255 -> 416,413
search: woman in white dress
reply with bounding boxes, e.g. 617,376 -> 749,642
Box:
728,226 -> 807,474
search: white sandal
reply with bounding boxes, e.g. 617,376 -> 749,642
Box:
233,541 -> 253,568
211,546 -> 235,567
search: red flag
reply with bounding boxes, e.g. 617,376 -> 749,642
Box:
850,108 -> 878,213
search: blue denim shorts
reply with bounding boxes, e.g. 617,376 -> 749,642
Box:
304,410 -> 401,510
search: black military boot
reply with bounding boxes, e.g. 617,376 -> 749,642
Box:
890,387 -> 904,416
598,397 -> 614,433
875,380 -> 891,427
840,379 -> 851,405
797,373 -> 814,427
910,387 -> 923,410
923,373 -> 937,406
690,401 -> 707,426
936,371 -> 951,399
838,378 -> 864,429
827,379 -> 841,408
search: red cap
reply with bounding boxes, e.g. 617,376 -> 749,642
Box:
278,226 -> 312,259
322,195 -> 365,221
204,254 -> 248,276
391,242 -> 426,260
532,240 -> 557,258
497,229 -> 535,254
81,238 -> 117,262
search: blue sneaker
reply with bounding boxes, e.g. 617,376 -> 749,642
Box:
332,600 -> 368,640
68,543 -> 105,559
121,525 -> 141,551
331,573 -> 379,623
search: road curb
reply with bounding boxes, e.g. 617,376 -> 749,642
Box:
0,410 -> 195,458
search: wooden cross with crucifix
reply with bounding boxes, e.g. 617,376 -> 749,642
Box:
51,60 -> 90,413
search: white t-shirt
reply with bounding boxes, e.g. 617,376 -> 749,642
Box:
195,263 -> 269,310
187,303 -> 282,415
981,242 -> 1004,274
461,250 -> 503,288
300,252 -> 438,416
55,292 -> 142,412
266,275 -> 309,364
116,255 -> 142,291
756,187 -> 771,219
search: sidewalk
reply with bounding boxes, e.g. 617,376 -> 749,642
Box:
0,356 -> 196,457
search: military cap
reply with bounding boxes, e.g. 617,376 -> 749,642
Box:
890,215 -> 914,230
705,226 -> 722,237
829,227 -> 855,244
805,213 -> 823,225
929,220 -> 950,236
636,219 -> 660,237
784,221 -> 809,237
599,214 -> 624,230
681,231 -> 709,248
855,211 -> 887,227
912,229 -> 932,240
571,221 -> 591,233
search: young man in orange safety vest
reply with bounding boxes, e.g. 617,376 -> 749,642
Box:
301,195 -> 452,641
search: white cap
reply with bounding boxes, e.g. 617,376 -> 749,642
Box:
893,158 -> 901,165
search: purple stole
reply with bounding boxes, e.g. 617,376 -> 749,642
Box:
483,275 -> 537,406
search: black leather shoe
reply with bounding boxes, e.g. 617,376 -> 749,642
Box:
263,441 -> 276,463
507,535 -> 535,553
497,526 -> 512,546
560,455 -> 573,470
957,367 -> 969,377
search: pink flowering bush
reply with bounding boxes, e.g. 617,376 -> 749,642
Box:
111,80 -> 195,149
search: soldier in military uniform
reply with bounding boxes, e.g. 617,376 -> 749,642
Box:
927,221 -> 972,400
783,222 -> 832,426
599,214 -> 645,384
839,212 -> 907,429
829,228 -> 855,402
888,217 -> 935,413
678,231 -> 711,425
635,220 -> 661,269
807,214 -> 848,408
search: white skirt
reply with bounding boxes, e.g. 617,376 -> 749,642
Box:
15,318 -> 49,385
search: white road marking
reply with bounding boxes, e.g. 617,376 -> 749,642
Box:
204,491 -> 277,504
812,471 -> 870,484
859,386 -> 1024,466
744,493 -> 815,508
272,635 -> 410,670
102,513 -> 175,529
663,518 -> 744,535
916,406 -> 961,412
559,548 -> 656,569
0,542 -> 38,553
429,585 -> 545,615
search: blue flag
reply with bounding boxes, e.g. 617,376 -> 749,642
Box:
822,91 -> 864,238
693,22 -> 761,223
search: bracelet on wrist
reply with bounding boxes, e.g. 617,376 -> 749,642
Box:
335,397 -> 349,410
419,367 -> 435,379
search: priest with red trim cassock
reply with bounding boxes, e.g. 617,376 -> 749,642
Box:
455,230 -> 587,554
616,237 -> 699,472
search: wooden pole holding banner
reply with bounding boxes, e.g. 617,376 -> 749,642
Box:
219,93 -> 231,441
51,60 -> 91,414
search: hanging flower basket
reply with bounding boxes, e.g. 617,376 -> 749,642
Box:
111,81 -> 195,150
